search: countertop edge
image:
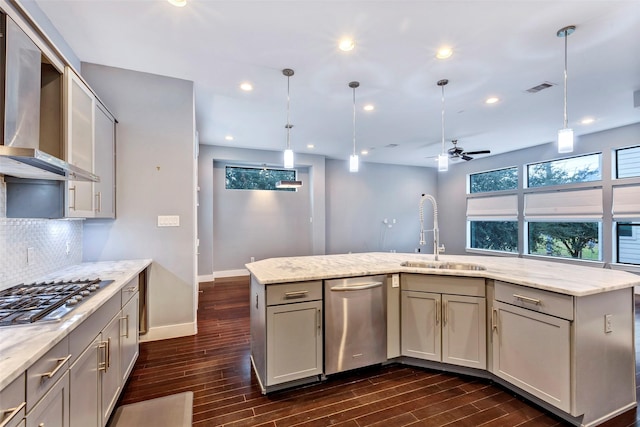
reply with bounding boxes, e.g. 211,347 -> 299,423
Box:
0,259 -> 152,390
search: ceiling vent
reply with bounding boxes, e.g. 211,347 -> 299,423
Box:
385,143 -> 399,148
526,82 -> 555,93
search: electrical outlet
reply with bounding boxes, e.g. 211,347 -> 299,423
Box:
605,314 -> 613,333
27,247 -> 35,265
65,241 -> 71,255
250,256 -> 255,263
391,274 -> 399,288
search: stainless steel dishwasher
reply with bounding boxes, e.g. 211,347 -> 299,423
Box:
324,275 -> 387,375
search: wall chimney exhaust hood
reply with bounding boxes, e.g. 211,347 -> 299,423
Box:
0,146 -> 99,181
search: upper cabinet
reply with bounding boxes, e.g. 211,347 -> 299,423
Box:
64,67 -> 116,219
94,101 -> 116,218
65,67 -> 95,218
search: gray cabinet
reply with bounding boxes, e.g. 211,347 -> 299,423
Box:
401,274 -> 486,370
0,373 -> 26,427
93,101 -> 116,218
120,292 -> 139,383
100,315 -> 121,426
65,67 -> 95,218
250,278 -> 323,393
25,372 -> 69,427
69,336 -> 100,427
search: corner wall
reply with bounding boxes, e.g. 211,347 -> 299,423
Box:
80,63 -> 197,341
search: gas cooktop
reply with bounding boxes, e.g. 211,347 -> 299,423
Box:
0,278 -> 114,326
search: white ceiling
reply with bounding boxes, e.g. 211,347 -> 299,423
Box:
34,0 -> 640,168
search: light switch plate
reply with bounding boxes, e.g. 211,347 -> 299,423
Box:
157,215 -> 180,227
392,274 -> 399,288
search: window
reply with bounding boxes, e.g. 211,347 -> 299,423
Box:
467,195 -> 518,253
527,153 -> 601,188
616,146 -> 640,179
528,222 -> 600,260
469,167 -> 518,193
617,223 -> 640,265
225,166 -> 297,191
470,221 -> 518,252
524,189 -> 603,261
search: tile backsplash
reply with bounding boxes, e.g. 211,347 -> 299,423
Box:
0,179 -> 82,289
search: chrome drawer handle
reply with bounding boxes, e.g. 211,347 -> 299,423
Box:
330,282 -> 382,291
40,354 -> 71,381
0,402 -> 26,427
284,290 -> 308,299
513,294 -> 542,305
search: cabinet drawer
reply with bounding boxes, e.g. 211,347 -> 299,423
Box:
25,372 -> 68,427
69,292 -> 119,364
402,274 -> 485,297
26,337 -> 70,412
495,281 -> 574,321
120,278 -> 138,307
0,373 -> 26,427
266,281 -> 322,306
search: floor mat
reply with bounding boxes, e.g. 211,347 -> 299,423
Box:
108,391 -> 193,427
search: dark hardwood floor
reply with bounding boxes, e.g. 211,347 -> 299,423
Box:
116,277 -> 640,427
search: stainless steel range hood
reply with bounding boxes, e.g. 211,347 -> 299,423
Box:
0,13 -> 98,183
0,146 -> 99,181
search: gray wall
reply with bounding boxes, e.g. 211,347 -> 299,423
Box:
437,122 -> 640,260
198,145 -> 326,276
326,160 -> 437,254
197,148 -> 437,277
80,63 -> 197,339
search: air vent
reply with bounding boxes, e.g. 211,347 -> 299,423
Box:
385,144 -> 399,148
526,82 -> 555,93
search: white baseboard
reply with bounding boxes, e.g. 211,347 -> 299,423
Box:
198,269 -> 249,283
140,321 -> 197,342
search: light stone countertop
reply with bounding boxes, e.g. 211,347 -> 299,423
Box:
0,259 -> 152,390
246,252 -> 640,296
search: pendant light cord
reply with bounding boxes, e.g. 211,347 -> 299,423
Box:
352,85 -> 356,156
563,29 -> 568,129
286,73 -> 291,150
441,84 -> 445,154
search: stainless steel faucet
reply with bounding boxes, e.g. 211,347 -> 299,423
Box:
419,194 -> 445,261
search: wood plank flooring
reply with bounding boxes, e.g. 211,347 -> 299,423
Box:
115,277 -> 640,427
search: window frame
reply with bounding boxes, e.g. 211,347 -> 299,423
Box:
467,166 -> 519,194
224,165 -> 298,191
614,145 -> 640,179
525,152 -> 602,189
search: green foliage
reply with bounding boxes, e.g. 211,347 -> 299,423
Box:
225,166 -> 296,191
528,222 -> 599,259
527,154 -> 601,188
470,221 -> 518,252
470,167 -> 518,193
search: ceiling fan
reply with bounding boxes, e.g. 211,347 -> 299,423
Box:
447,140 -> 490,161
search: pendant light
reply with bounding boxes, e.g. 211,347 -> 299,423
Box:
282,68 -> 295,168
557,25 -> 576,153
437,79 -> 449,172
349,81 -> 360,172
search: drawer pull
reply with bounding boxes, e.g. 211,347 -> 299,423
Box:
121,315 -> 130,338
40,354 -> 71,381
284,290 -> 309,299
126,286 -> 137,293
0,401 -> 26,427
442,300 -> 448,325
513,294 -> 542,305
99,341 -> 108,372
491,308 -> 498,333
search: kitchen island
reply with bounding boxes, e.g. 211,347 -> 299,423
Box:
0,259 -> 151,427
247,253 -> 640,427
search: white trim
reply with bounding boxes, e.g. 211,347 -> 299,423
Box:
140,321 -> 197,342
524,188 -> 603,219
522,254 -> 605,268
465,248 -> 519,257
609,263 -> 640,274
197,269 -> 250,283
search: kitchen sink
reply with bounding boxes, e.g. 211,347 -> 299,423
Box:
401,261 -> 486,271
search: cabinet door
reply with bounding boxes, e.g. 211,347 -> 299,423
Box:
69,335 -> 100,427
401,291 -> 441,361
25,372 -> 69,427
93,102 -> 115,218
492,301 -> 570,412
65,68 -> 95,218
442,295 -> 486,369
266,300 -> 322,386
120,294 -> 139,383
100,315 -> 121,426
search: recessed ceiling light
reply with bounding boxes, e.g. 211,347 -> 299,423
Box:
363,104 -> 375,111
360,149 -> 369,155
581,117 -> 595,125
224,135 -> 234,141
485,97 -> 499,104
307,144 -> 315,149
240,82 -> 253,91
436,47 -> 453,59
167,0 -> 186,6
339,38 -> 355,52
